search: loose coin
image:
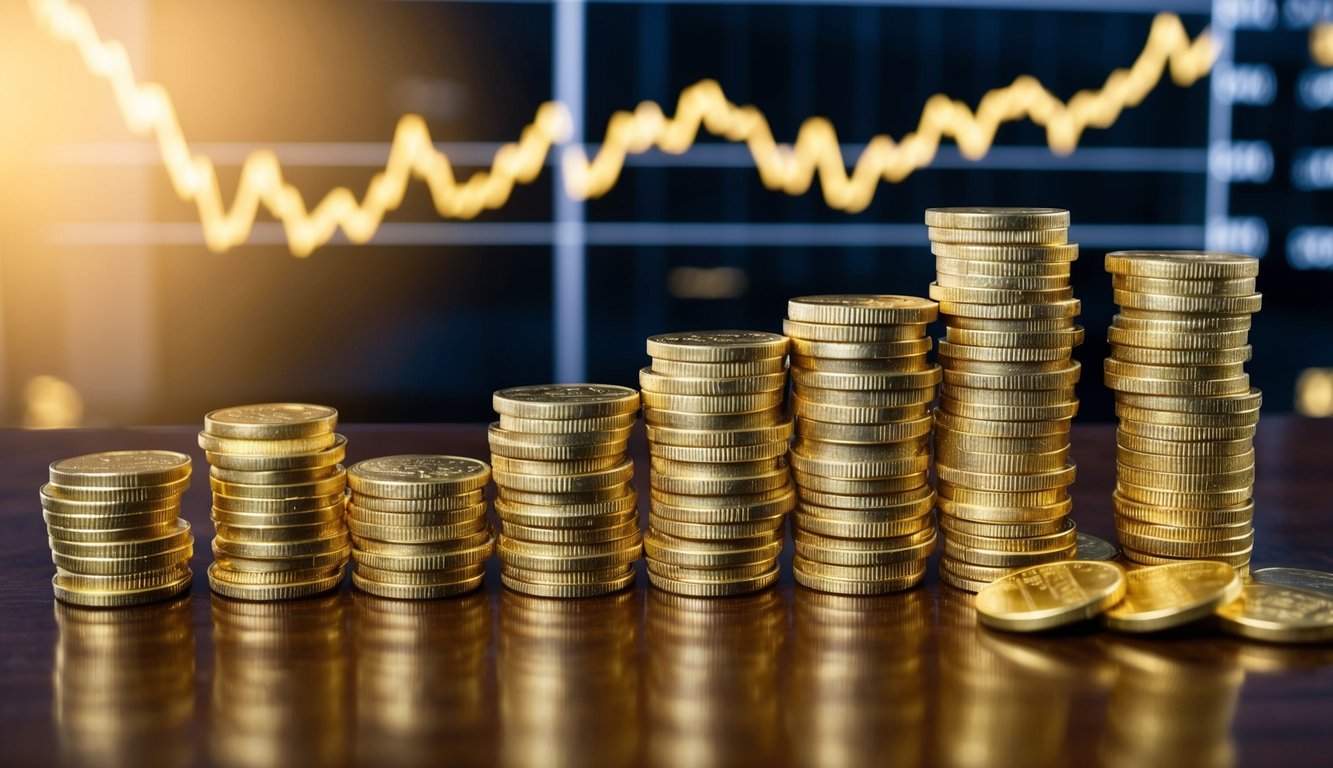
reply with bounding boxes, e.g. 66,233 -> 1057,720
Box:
1214,583 -> 1333,643
975,561 -> 1127,632
1102,561 -> 1243,633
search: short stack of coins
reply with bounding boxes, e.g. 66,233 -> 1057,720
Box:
489,384 -> 642,597
347,455 -> 493,598
1103,250 -> 1262,573
42,450 -> 194,606
639,330 -> 793,597
202,404 -> 350,600
783,295 -> 941,594
926,207 -> 1082,592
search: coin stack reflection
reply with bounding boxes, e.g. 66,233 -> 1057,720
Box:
784,296 -> 941,594
54,599 -> 195,768
927,207 -> 1082,592
499,591 -> 639,768
203,404 -> 350,600
1104,251 -> 1262,573
640,331 -> 793,597
210,595 -> 348,768
490,384 -> 642,597
788,590 -> 930,768
353,592 -> 494,768
646,590 -> 785,768
347,455 -> 493,598
43,451 -> 194,607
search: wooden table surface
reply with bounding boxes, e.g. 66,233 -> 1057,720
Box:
1,418 -> 1331,768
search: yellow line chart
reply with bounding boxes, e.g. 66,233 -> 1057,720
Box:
30,0 -> 1218,257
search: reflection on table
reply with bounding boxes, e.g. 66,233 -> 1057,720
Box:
53,597 -> 195,768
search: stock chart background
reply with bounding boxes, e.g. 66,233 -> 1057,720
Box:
0,0 -> 1328,426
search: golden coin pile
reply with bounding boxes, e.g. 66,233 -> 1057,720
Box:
926,207 -> 1082,592
42,450 -> 194,606
201,403 -> 350,600
640,331 -> 793,596
783,295 -> 941,594
1103,250 -> 1262,572
347,455 -> 493,598
490,384 -> 642,597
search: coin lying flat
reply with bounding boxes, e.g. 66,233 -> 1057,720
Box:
1103,561 -> 1242,633
975,561 -> 1127,632
204,403 -> 338,439
1250,567 -> 1333,597
1214,583 -> 1333,643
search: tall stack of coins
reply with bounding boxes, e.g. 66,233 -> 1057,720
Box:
1103,250 -> 1261,573
783,295 -> 941,594
926,207 -> 1083,592
202,404 -> 350,600
489,384 -> 642,598
347,455 -> 493,598
42,450 -> 193,606
640,331 -> 793,597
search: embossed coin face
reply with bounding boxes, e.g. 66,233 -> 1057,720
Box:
646,331 -> 789,362
49,450 -> 192,488
787,295 -> 938,325
492,384 -> 640,419
924,207 -> 1070,230
1103,561 -> 1242,633
1075,532 -> 1121,562
1250,567 -> 1333,597
204,403 -> 338,439
348,455 -> 490,496
975,561 -> 1127,632
1104,250 -> 1259,279
1215,583 -> 1333,643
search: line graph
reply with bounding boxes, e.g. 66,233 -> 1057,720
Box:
30,0 -> 1217,257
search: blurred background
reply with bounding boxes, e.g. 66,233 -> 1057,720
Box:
0,0 -> 1328,427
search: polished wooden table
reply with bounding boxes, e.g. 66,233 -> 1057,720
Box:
2,419 -> 1331,768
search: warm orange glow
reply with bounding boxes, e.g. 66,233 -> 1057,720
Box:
23,374 -> 83,429
30,0 -> 1217,257
1313,23 -> 1333,67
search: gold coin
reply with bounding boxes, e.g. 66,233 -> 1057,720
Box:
1109,344 -> 1253,367
49,450 -> 191,488
1101,561 -> 1242,633
1115,481 -> 1251,509
215,542 -> 352,573
1116,464 -> 1254,492
492,383 -> 640,419
646,330 -> 789,362
934,410 -> 1072,438
936,462 -> 1076,493
795,509 -> 934,540
791,436 -> 929,463
642,406 -> 787,431
211,562 -> 344,586
927,226 -> 1068,245
212,500 -> 346,527
204,403 -> 337,440
639,390 -> 784,414
650,456 -> 785,477
944,326 -> 1083,350
649,440 -> 790,464
783,318 -> 926,343
940,514 -> 1064,539
643,530 -> 782,568
646,564 -> 779,597
1115,431 -> 1253,457
503,563 -> 633,586
215,516 -> 346,544
936,496 -> 1072,524
348,515 -> 488,544
208,565 -> 344,601
209,463 -> 342,485
941,538 -> 1075,568
794,418 -> 931,445
52,540 -> 193,576
1213,583 -> 1333,643
646,560 -> 774,583
938,397 -> 1078,422
497,535 -> 642,572
935,256 -> 1073,278
197,430 -> 338,456
936,483 -> 1067,509
354,571 -> 484,599
352,539 -> 493,572
796,482 -> 933,511
975,561 -> 1127,632
42,505 -> 180,533
487,434 -> 627,462
488,422 -> 633,448
943,387 -> 1078,413
47,519 -> 191,557
1075,532 -> 1121,561
1115,387 -> 1261,414
488,454 -> 622,476
792,563 -> 925,595
354,562 -> 482,586
1104,250 -> 1259,279
938,341 -> 1074,364
1120,543 -> 1252,569
1116,529 -> 1254,560
638,366 -> 787,396
792,471 -> 928,496
650,494 -> 796,525
351,529 -> 489,557
651,356 -> 787,378
1117,421 -> 1256,444
205,433 -> 347,472
41,478 -> 189,504
1114,404 -> 1259,427
1107,372 -> 1251,398
786,295 -> 938,325
52,571 -> 192,608
1116,446 -> 1255,474
789,354 -> 931,374
37,489 -> 180,517
1112,274 -> 1256,297
215,530 -> 348,559
790,366 -> 942,392
925,207 -> 1070,230
791,555 -> 927,583
646,419 -> 795,448
1107,326 -> 1251,353
210,494 -> 346,518
937,298 -> 1080,321
494,493 -> 636,522
1112,312 -> 1252,333
1112,288 -> 1262,315
942,361 -> 1082,390
44,519 -> 178,544
502,517 -> 640,545
350,490 -> 485,513
792,386 -> 935,410
788,337 -> 932,359
940,518 -> 1076,553
650,466 -> 789,496
55,562 -> 191,592
209,470 -> 347,500
1105,358 -> 1246,382
935,269 -> 1069,291
929,282 -> 1074,306
647,513 -> 785,540
493,459 -> 633,493
347,455 -> 490,497
348,502 -> 487,529
789,449 -> 929,480
791,398 -> 930,426
937,562 -> 993,594
498,411 -> 637,435
501,570 -> 634,598
1112,493 -> 1252,527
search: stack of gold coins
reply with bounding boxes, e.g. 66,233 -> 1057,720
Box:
42,450 -> 193,606
347,455 -> 493,598
201,403 -> 349,600
1103,250 -> 1261,573
783,295 -> 941,594
926,207 -> 1083,592
489,384 -> 642,597
640,331 -> 793,596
